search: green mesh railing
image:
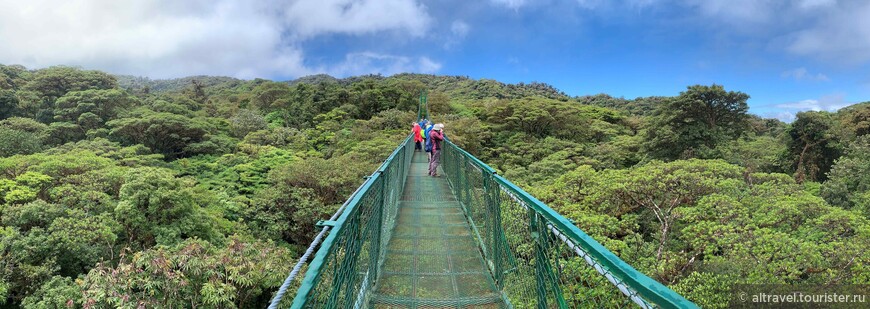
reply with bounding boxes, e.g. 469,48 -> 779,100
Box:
290,135 -> 414,308
441,140 -> 698,309
289,134 -> 697,308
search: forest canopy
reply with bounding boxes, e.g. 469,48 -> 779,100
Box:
0,64 -> 869,308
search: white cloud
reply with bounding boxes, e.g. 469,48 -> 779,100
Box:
764,111 -> 799,123
324,52 -> 441,77
787,2 -> 870,64
753,92 -> 859,122
282,0 -> 431,38
672,1 -> 870,65
0,0 -> 436,79
451,21 -> 470,38
443,20 -> 470,50
575,0 -> 606,10
418,57 -> 443,73
798,0 -> 837,10
683,0 -> 778,25
781,67 -> 830,82
490,0 -> 528,9
769,93 -> 852,121
627,0 -> 660,9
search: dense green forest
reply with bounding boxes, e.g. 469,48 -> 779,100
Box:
1,64 -> 869,308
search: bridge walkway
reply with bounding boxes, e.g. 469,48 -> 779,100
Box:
370,151 -> 504,308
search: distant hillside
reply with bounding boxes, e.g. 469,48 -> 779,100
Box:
117,72 -> 570,102
116,75 -> 242,93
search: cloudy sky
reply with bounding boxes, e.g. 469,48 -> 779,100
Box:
1,0 -> 869,120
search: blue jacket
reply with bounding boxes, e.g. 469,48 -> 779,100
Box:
424,125 -> 434,140
424,126 -> 434,152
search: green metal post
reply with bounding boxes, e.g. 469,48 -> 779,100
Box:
530,210 -> 549,309
463,157 -> 472,210
367,172 -> 385,307
531,210 -> 568,309
327,207 -> 360,308
484,174 -> 505,288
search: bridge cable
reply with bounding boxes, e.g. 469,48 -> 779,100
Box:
268,181 -> 368,308
270,88 -> 432,307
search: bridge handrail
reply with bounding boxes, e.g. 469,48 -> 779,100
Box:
444,139 -> 698,309
285,134 -> 413,308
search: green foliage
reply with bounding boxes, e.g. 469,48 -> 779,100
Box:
43,121 -> 85,146
0,127 -> 43,157
78,237 -> 293,308
49,210 -> 119,276
21,276 -> 79,309
580,94 -> 666,116
716,135 -> 786,173
54,89 -> 134,124
838,102 -> 870,137
2,63 -> 870,307
670,272 -> 734,309
23,66 -> 117,100
268,155 -> 372,206
786,111 -> 844,183
644,84 -> 750,160
230,108 -> 267,138
821,135 -> 870,210
247,185 -> 326,245
0,89 -> 18,119
482,96 -> 606,141
114,167 -> 218,247
107,108 -> 215,159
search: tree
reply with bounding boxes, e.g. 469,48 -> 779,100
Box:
247,185 -> 325,245
644,84 -> 750,160
48,210 -> 118,276
230,109 -> 267,138
23,66 -> 116,100
0,127 -> 42,157
839,102 -> 870,137
43,122 -> 85,146
77,237 -> 293,308
786,111 -> 844,183
114,167 -> 217,247
821,136 -> 870,209
53,89 -> 134,124
427,90 -> 452,115
0,89 -> 18,119
0,64 -> 30,90
107,109 -> 212,159
716,135 -> 786,174
250,81 -> 291,111
21,276 -> 80,309
599,160 -> 743,263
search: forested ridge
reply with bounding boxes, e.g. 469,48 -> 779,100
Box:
1,63 -> 869,308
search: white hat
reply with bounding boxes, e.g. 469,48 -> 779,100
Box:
433,123 -> 444,131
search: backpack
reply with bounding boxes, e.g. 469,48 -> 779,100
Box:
424,126 -> 433,139
425,136 -> 433,152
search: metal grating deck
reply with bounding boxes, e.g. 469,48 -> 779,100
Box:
370,151 -> 505,309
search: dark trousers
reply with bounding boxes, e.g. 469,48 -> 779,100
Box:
415,141 -> 422,151
428,149 -> 441,176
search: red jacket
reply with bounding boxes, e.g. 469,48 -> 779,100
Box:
412,124 -> 423,142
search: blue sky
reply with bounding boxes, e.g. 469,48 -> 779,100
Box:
1,0 -> 869,121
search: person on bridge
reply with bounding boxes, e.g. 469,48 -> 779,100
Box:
428,123 -> 444,177
412,122 -> 423,151
424,121 -> 434,161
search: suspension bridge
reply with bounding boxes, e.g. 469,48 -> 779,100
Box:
270,95 -> 698,308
